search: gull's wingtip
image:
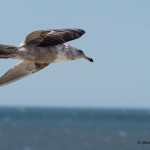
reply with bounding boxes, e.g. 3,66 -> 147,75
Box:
79,29 -> 86,34
76,29 -> 86,35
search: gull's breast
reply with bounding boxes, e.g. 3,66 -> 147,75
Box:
53,50 -> 68,63
18,44 -> 67,63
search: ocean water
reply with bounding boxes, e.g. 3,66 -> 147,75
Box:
0,108 -> 149,150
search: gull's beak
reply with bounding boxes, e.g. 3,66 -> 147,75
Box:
85,56 -> 94,62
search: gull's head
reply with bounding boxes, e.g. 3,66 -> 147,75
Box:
75,49 -> 93,62
64,44 -> 93,62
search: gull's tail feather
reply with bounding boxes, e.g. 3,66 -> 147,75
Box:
0,44 -> 17,59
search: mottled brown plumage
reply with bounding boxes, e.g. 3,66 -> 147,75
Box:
0,28 -> 93,86
24,29 -> 85,47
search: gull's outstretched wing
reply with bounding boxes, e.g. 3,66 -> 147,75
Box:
0,61 -> 49,86
23,29 -> 85,47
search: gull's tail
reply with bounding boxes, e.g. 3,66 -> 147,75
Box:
0,44 -> 17,59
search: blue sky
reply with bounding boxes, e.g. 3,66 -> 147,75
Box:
0,0 -> 150,109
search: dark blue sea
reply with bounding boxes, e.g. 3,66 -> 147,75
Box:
0,108 -> 150,150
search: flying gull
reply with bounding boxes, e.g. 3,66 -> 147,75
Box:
0,29 -> 93,86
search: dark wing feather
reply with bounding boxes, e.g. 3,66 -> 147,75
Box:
23,29 -> 85,47
0,61 -> 49,86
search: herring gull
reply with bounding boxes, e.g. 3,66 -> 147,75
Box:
0,29 -> 93,86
